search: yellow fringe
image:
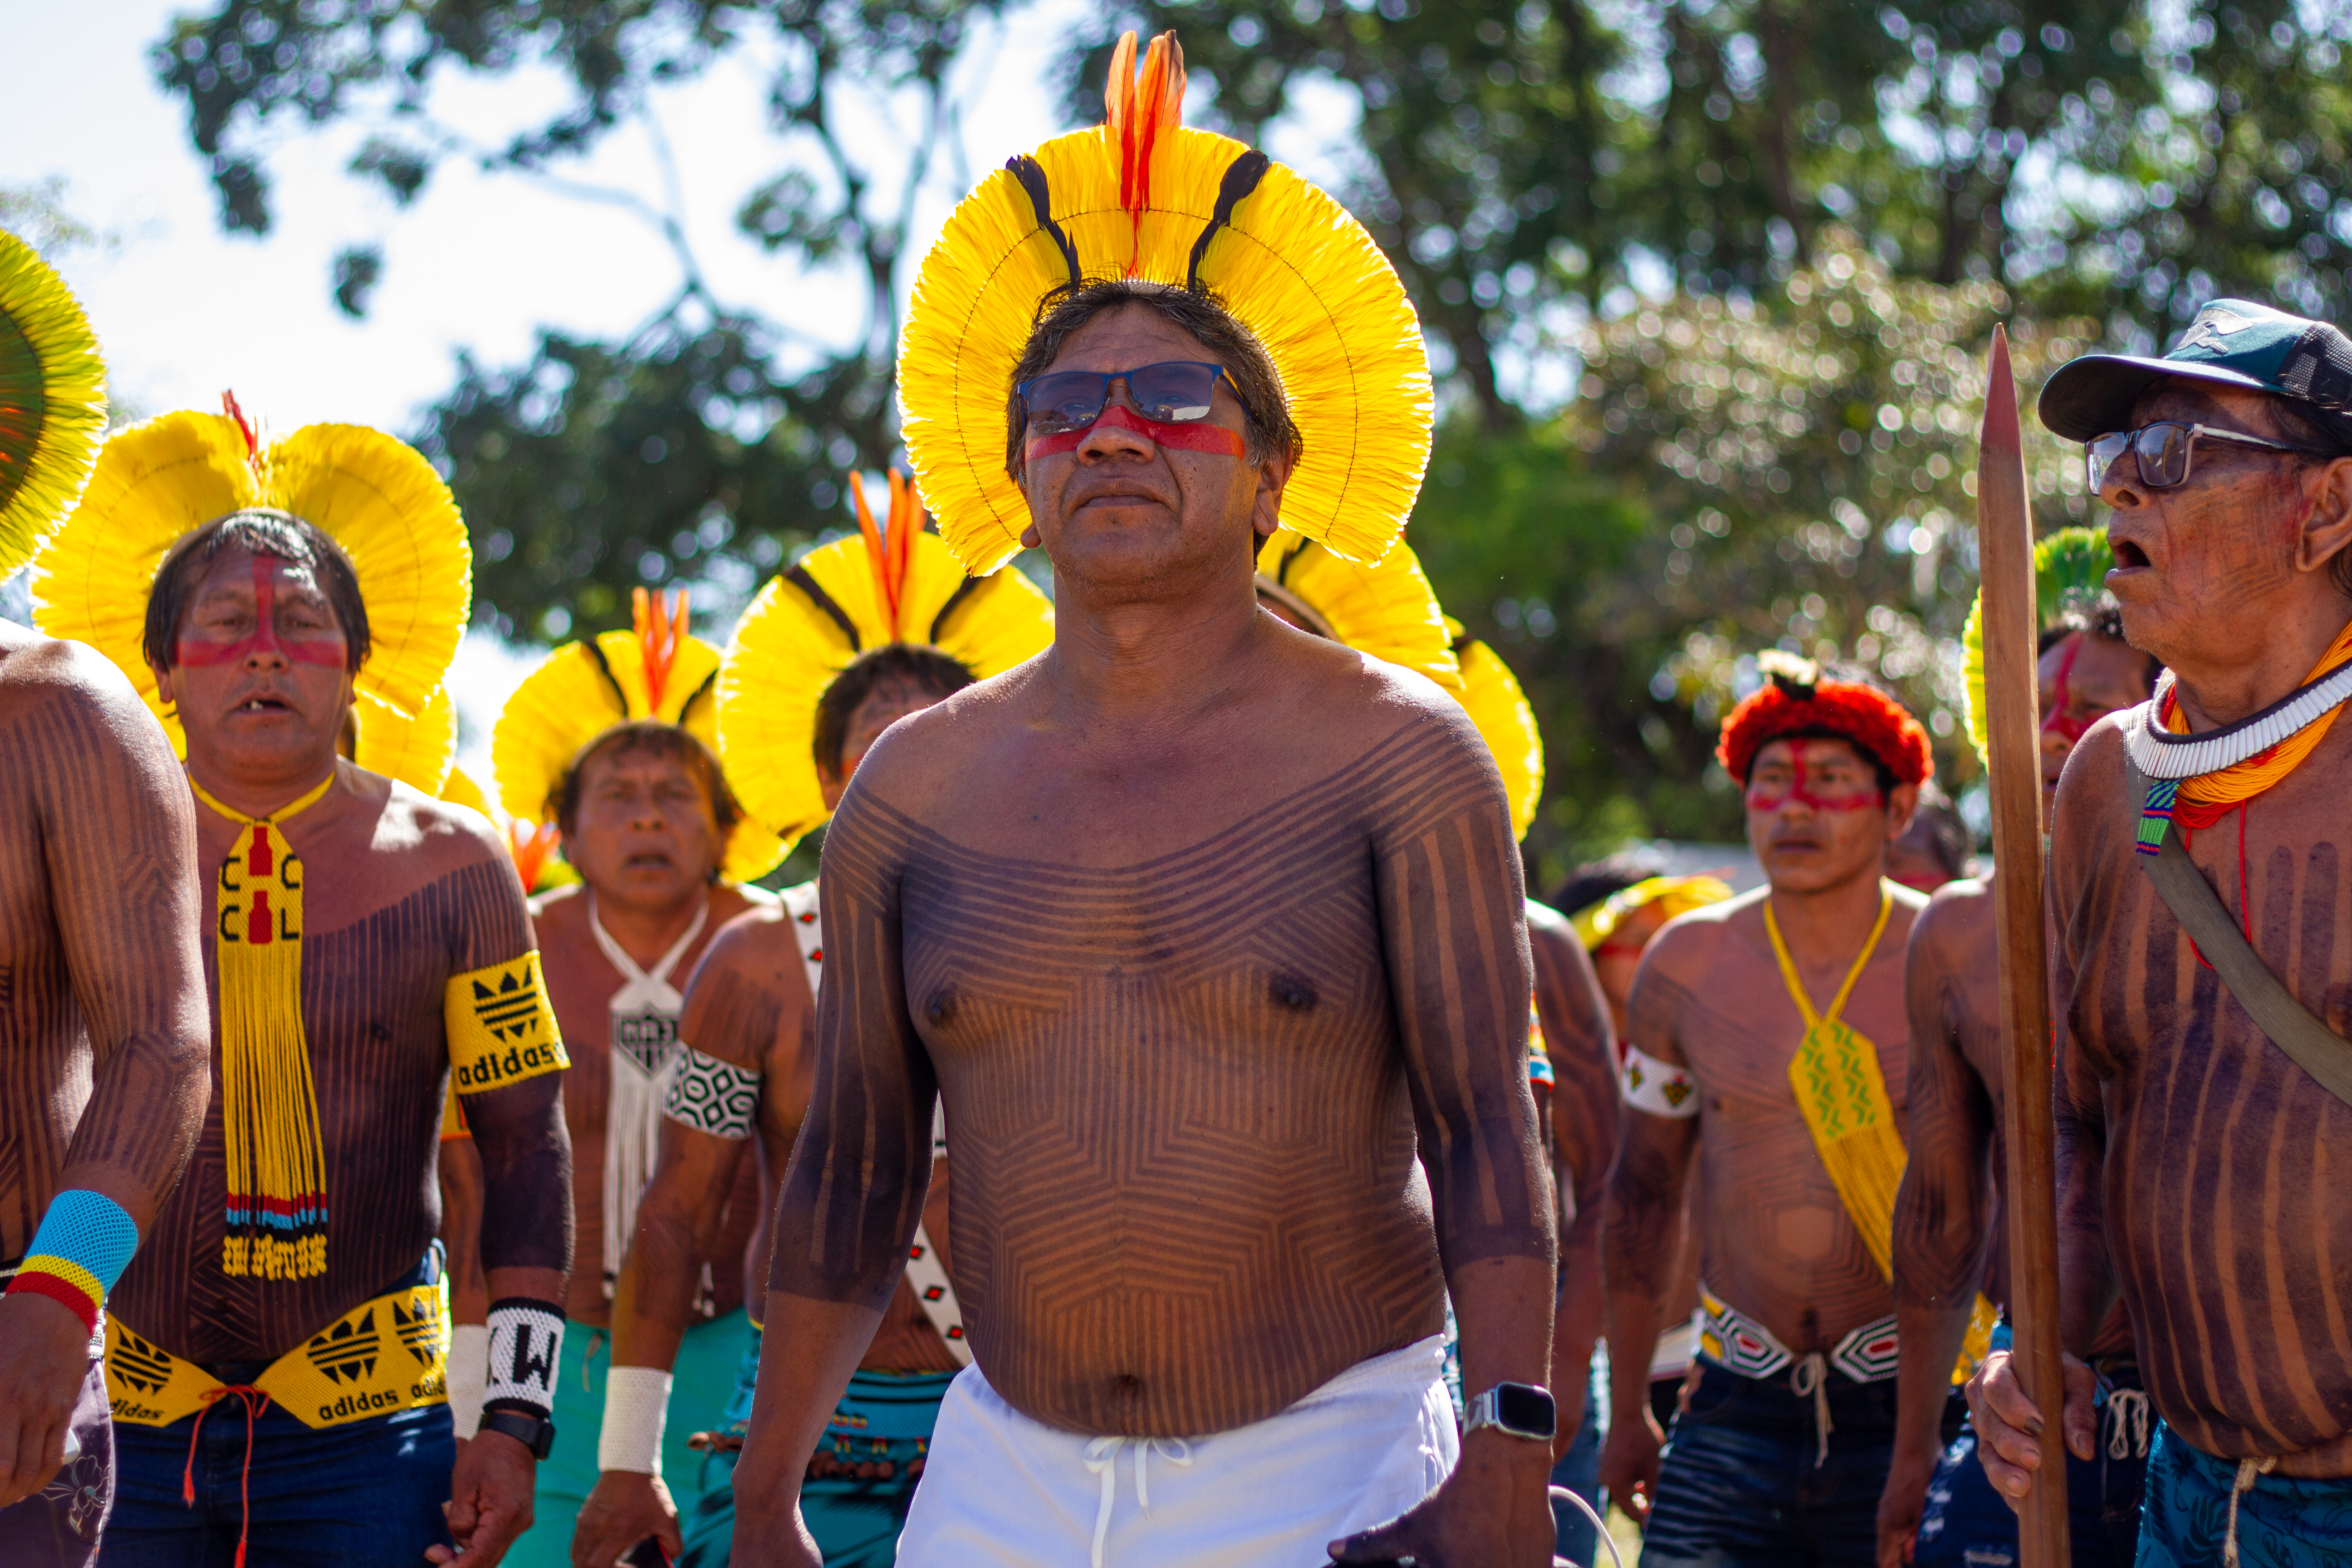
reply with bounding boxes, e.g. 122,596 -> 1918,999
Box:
0,230 -> 108,578
192,774 -> 336,1281
1769,887 -> 1999,1380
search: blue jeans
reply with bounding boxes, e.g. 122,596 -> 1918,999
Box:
107,1401 -> 455,1567
1916,1367 -> 2153,1568
1640,1358 -> 1901,1568
2136,1426 -> 2352,1568
1551,1359 -> 1605,1566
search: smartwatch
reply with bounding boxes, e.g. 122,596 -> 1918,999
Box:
478,1408 -> 557,1460
1464,1381 -> 1556,1442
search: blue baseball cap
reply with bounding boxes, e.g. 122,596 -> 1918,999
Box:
2038,298 -> 2352,445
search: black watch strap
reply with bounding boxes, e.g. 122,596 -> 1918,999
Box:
478,1408 -> 556,1460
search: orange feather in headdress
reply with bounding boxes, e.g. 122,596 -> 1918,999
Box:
1104,30 -> 1187,276
852,469 -> 929,642
632,586 -> 690,713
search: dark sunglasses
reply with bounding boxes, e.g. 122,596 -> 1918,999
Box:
1014,361 -> 1230,436
2085,420 -> 2327,493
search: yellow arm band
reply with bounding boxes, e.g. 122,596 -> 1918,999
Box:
446,952 -> 568,1094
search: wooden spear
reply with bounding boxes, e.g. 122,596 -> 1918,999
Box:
1977,324 -> 2071,1566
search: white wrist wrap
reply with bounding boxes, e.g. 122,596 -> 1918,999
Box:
597,1366 -> 674,1475
447,1324 -> 488,1439
1619,1042 -> 1700,1118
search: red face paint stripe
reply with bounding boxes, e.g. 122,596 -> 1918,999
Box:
2042,632 -> 2092,744
1024,402 -> 1247,459
1746,751 -> 1884,812
175,556 -> 349,668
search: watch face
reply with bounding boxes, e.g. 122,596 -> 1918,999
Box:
1495,1382 -> 1556,1438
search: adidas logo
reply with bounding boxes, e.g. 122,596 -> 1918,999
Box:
306,1309 -> 381,1385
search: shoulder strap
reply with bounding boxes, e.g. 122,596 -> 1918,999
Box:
2123,758 -> 2352,1108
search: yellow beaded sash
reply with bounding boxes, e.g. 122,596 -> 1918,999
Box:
191,773 -> 335,1281
104,1275 -> 448,1429
1768,884 -> 1996,1381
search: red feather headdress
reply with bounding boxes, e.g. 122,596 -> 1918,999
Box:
1717,656 -> 1933,788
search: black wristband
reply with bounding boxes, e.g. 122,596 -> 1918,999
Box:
477,1407 -> 556,1460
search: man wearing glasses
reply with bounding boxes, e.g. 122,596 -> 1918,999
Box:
1965,299 -> 2352,1568
726,277 -> 1558,1568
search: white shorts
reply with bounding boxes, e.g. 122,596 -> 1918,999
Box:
895,1334 -> 1459,1568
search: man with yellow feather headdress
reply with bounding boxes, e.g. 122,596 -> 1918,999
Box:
456,587 -> 782,1568
29,398 -> 572,1566
573,472 -> 1051,1568
730,34 -> 1557,1567
0,232 -> 212,1565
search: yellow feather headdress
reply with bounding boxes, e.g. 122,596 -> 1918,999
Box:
1254,526 -> 1460,696
899,30 -> 1432,576
492,589 -> 785,886
0,230 -> 108,578
28,402 -> 471,740
1571,874 -> 1735,951
719,471 -> 1054,854
1445,619 -> 1545,843
350,685 -> 458,796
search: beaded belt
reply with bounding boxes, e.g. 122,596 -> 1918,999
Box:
1698,1284 -> 1899,1384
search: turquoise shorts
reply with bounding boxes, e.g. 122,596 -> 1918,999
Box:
2136,1425 -> 2352,1568
500,1308 -> 755,1568
679,1329 -> 955,1568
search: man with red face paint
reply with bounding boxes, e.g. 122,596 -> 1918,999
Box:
37,493 -> 575,1568
1877,554 -> 2161,1568
1599,657 -> 1932,1568
731,280 -> 1554,1568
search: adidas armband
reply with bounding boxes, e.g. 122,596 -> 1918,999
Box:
597,1366 -> 673,1475
4,1189 -> 138,1334
485,1298 -> 566,1420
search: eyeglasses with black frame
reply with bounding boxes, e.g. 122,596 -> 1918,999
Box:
1014,361 -> 1231,437
2085,421 -> 2329,494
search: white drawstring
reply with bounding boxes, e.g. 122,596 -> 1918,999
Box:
1081,1435 -> 1194,1568
2223,1455 -> 2276,1568
2106,1388 -> 2152,1460
1789,1352 -> 1833,1468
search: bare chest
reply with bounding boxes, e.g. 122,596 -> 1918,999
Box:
1681,949 -> 1914,1128
896,833 -> 1393,1119
2068,820 -> 2352,1085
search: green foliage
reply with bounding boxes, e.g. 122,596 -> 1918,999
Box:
152,0 -> 1006,632
147,0 -> 2352,857
415,310 -> 856,638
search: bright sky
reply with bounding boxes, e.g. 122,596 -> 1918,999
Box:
2,0 -> 1365,785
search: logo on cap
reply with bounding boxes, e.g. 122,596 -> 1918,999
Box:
2177,304 -> 2258,356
